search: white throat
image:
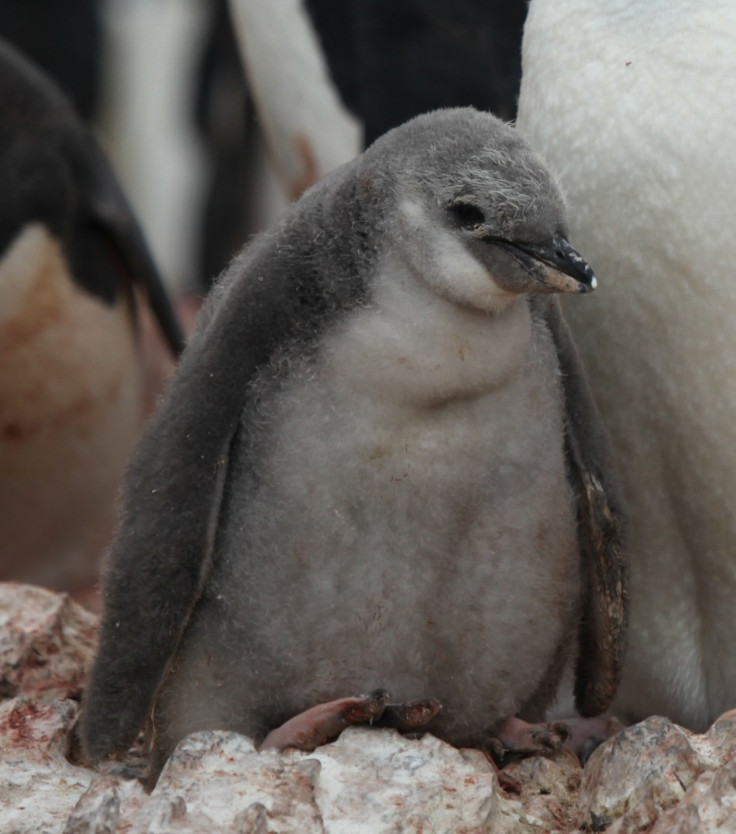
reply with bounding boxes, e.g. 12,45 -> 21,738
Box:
320,250 -> 532,407
395,198 -> 517,314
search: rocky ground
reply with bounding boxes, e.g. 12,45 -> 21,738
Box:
2,582 -> 735,833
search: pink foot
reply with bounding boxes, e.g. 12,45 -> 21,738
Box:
560,714 -> 625,762
260,692 -> 442,752
486,716 -> 570,763
260,691 -> 389,751
381,697 -> 442,731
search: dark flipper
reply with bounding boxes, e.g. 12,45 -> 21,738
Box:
79,138 -> 186,356
79,284 -> 248,759
80,248 -> 300,760
542,297 -> 629,716
79,183 -> 368,762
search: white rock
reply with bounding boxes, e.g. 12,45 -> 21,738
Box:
646,758 -> 736,834
0,584 -> 97,702
0,697 -> 93,834
308,728 -> 498,833
38,727 -> 500,833
6,584 -> 736,833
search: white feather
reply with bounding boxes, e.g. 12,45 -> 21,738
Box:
518,0 -> 736,729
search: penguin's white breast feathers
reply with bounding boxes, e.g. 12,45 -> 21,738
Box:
0,222 -> 142,449
0,223 -> 144,584
319,251 -> 534,407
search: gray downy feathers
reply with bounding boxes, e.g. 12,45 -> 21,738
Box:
80,107 -> 627,776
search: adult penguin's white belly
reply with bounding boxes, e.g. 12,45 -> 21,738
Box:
517,0 -> 736,730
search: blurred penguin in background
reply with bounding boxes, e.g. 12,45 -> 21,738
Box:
0,36 -> 183,595
518,0 -> 736,731
304,0 -> 527,144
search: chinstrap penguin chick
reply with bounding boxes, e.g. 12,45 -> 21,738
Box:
0,39 -> 184,592
518,0 -> 736,731
80,107 -> 627,779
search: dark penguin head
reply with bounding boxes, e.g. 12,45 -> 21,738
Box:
358,108 -> 596,313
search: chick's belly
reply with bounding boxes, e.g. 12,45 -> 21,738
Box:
214,478 -> 579,731
210,354 -> 579,725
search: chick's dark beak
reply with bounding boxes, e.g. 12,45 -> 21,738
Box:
513,234 -> 597,294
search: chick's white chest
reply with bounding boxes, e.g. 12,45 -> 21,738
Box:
247,261 -> 566,539
219,263 -> 577,708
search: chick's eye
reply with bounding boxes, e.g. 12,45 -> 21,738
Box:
449,202 -> 485,230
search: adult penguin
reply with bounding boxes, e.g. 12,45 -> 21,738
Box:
518,0 -> 736,730
0,39 -> 184,592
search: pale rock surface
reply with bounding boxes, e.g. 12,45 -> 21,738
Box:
0,583 -> 97,701
64,729 -> 499,833
581,710 -> 736,834
0,697 -> 94,834
3,583 -> 736,833
497,752 -> 583,833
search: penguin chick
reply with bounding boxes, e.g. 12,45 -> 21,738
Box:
0,39 -> 184,592
80,107 -> 626,778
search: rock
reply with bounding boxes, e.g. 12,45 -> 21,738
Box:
0,584 -> 97,701
307,728 -> 497,833
578,716 -> 707,829
0,697 -> 94,834
499,751 -> 583,833
645,757 -> 736,834
3,582 -> 736,833
61,728 -> 499,833
583,711 -> 736,834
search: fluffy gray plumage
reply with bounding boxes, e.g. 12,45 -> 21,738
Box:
80,107 -> 626,778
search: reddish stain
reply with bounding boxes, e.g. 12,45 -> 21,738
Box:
0,250 -> 68,353
22,648 -> 48,669
0,243 -> 124,443
2,421 -> 31,440
356,175 -> 374,192
2,701 -> 40,742
1,391 -> 100,442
